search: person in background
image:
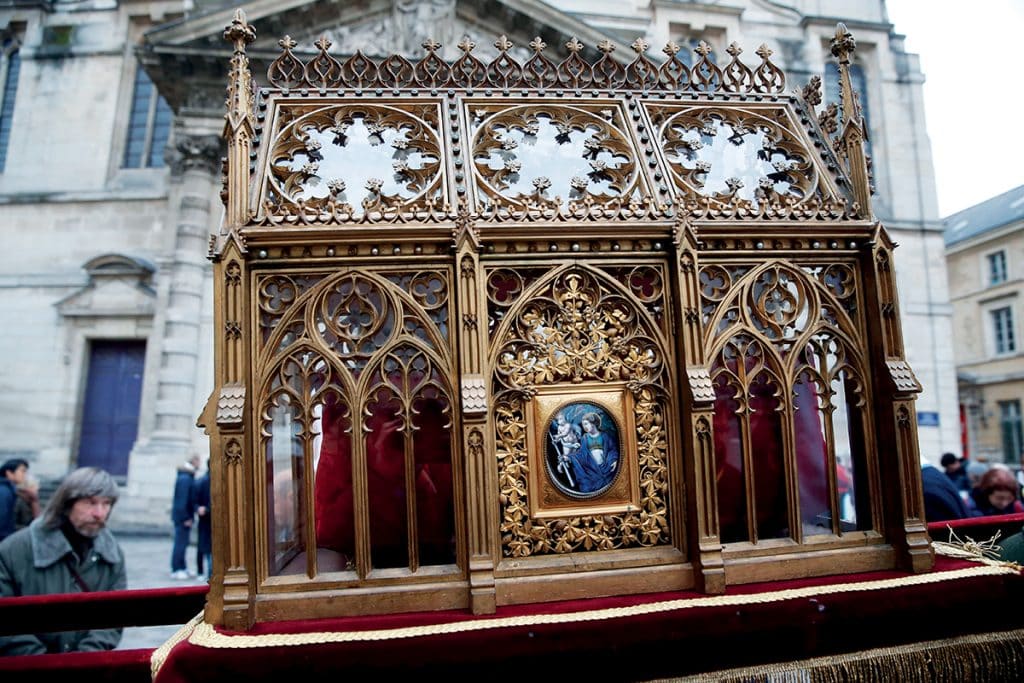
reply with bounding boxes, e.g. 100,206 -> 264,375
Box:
921,460 -> 969,522
940,452 -> 970,493
0,467 -> 125,655
966,461 -> 990,493
194,460 -> 211,580
971,466 -> 1024,516
0,459 -> 29,542
13,473 -> 41,531
170,455 -> 200,579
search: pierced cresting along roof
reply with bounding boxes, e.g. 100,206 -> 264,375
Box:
259,32 -> 787,93
216,10 -> 875,234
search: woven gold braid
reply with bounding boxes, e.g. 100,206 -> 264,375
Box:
151,612 -> 205,679
173,565 -> 1016,651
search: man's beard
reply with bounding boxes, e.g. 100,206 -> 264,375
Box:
73,519 -> 106,538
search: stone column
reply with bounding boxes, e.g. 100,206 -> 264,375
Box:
124,131 -> 221,526
151,133 -> 221,443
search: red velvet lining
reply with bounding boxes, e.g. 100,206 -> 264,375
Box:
928,511 -> 1024,530
0,585 -> 207,635
0,648 -> 152,681
927,512 -> 1024,544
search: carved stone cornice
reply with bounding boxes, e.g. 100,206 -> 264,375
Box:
168,134 -> 223,177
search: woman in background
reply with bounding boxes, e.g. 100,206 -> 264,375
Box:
971,466 -> 1024,516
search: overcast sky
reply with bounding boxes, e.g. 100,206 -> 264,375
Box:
886,0 -> 1024,217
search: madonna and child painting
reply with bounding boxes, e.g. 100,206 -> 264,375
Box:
545,402 -> 621,498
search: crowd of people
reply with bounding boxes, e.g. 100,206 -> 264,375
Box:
922,452 -> 1024,522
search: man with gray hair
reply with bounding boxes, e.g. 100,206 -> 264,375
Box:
0,467 -> 126,655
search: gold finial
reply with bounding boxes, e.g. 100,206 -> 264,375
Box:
830,22 -> 855,62
566,37 -> 584,53
663,42 -> 680,57
529,37 -> 547,52
223,9 -> 255,50
422,38 -> 441,52
494,35 -> 513,52
457,37 -> 476,53
597,39 -> 615,54
631,38 -> 649,54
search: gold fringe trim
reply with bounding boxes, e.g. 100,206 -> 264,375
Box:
182,564 -> 1016,650
150,611 -> 204,681
657,627 -> 1024,682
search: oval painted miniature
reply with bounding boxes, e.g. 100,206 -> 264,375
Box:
545,401 -> 621,499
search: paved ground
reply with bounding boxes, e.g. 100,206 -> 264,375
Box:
116,532 -> 209,651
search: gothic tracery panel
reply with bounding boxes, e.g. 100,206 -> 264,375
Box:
469,103 -> 643,210
703,260 -> 876,543
255,269 -> 457,578
259,103 -> 446,217
647,104 -> 836,210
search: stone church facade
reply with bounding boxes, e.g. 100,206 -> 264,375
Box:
0,0 -> 956,529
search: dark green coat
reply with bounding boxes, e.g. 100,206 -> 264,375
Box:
0,518 -> 126,654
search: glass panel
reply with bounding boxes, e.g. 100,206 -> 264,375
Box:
474,111 -> 631,206
0,50 -> 21,172
412,387 -> 456,566
365,390 -> 409,570
123,66 -> 154,169
147,96 -> 173,167
993,307 -> 1016,354
835,370 -> 872,530
266,394 -> 306,576
313,394 -> 356,572
712,369 -> 747,543
794,371 -> 831,536
663,114 -> 806,207
988,252 -> 1007,286
749,372 -> 788,540
1000,401 -> 1023,465
285,113 -> 438,208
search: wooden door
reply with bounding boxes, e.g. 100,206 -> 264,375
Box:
77,340 -> 146,476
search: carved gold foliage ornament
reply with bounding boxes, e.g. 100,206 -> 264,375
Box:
491,268 -> 671,556
470,104 -> 639,210
264,104 -> 443,216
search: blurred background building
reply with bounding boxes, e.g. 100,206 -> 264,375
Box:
0,0 -> 956,529
945,184 -> 1024,466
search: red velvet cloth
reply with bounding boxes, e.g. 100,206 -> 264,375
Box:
928,511 -> 1024,544
714,369 -> 831,541
0,648 -> 153,682
154,557 -> 1024,682
0,585 -> 207,636
314,396 -> 455,568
